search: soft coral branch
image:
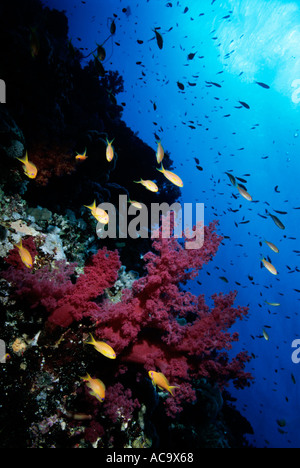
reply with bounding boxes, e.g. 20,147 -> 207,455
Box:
49,246 -> 121,326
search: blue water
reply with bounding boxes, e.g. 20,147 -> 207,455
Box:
42,0 -> 300,448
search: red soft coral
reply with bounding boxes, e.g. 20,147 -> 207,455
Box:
49,247 -> 121,326
88,221 -> 252,416
3,256 -> 76,312
28,140 -> 76,186
3,221 -> 252,419
2,243 -> 120,328
103,382 -> 140,424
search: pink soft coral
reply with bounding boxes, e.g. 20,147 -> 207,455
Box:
87,221 -> 252,416
3,238 -> 75,312
49,246 -> 121,327
2,243 -> 120,327
3,221 -> 252,418
103,383 -> 140,424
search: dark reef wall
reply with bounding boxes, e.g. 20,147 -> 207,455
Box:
0,0 -> 180,213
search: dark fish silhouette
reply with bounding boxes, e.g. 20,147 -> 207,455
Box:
238,101 -> 250,109
153,28 -> 163,49
268,212 -> 285,230
256,81 -> 270,89
225,172 -> 236,186
187,52 -> 197,60
219,276 -> 229,283
205,81 -> 222,88
110,20 -> 116,35
274,210 -> 287,215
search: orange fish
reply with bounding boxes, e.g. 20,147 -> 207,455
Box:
134,179 -> 159,192
264,240 -> 279,253
262,257 -> 278,275
106,138 -> 115,162
156,141 -> 164,164
157,163 -> 183,187
265,300 -> 280,307
128,199 -> 143,210
16,152 -> 37,179
75,148 -> 88,160
148,371 -> 179,396
263,329 -> 269,341
86,334 -> 116,359
15,239 -> 33,268
237,185 -> 252,201
81,374 -> 105,402
84,200 -> 109,224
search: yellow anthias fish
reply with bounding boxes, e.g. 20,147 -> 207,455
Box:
265,301 -> 280,307
16,152 -> 38,179
81,374 -> 105,402
157,163 -> 183,187
156,141 -> 164,164
263,329 -> 269,341
128,199 -> 143,210
84,200 -> 109,224
15,239 -> 33,268
261,257 -> 278,275
134,179 -> 159,192
237,185 -> 252,201
264,240 -> 279,253
75,148 -> 88,160
86,334 -> 116,359
106,138 -> 115,162
148,371 -> 179,396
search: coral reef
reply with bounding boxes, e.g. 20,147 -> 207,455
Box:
48,218 -> 252,417
1,215 -> 252,445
